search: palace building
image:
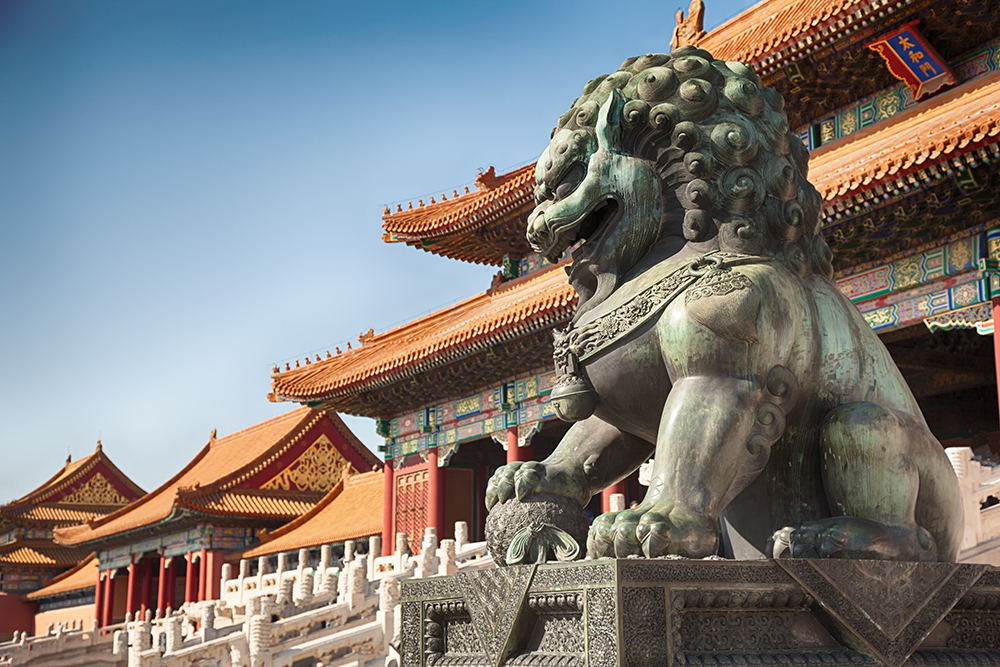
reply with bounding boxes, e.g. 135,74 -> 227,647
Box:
5,0 -> 1000,658
241,467 -> 384,561
0,443 -> 143,639
23,556 -> 99,637
269,0 -> 1000,559
51,407 -> 378,628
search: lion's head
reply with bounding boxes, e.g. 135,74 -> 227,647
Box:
526,46 -> 833,317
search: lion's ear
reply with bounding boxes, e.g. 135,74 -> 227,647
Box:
596,89 -> 626,154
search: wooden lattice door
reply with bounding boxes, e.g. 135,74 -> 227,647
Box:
395,468 -> 428,552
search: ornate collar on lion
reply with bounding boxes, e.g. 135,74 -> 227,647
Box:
550,251 -> 768,422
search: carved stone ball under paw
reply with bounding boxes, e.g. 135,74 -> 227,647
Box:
486,494 -> 589,566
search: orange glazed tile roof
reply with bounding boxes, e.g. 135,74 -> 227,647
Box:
55,408 -> 375,547
242,470 -> 384,558
176,489 -> 322,518
697,0 -> 884,68
375,74 -> 1000,257
270,261 -> 576,405
381,164 -> 536,265
0,545 -> 93,567
276,61 -> 1000,412
810,71 -> 1000,203
3,506 -> 109,524
0,444 -> 145,527
26,555 -> 98,600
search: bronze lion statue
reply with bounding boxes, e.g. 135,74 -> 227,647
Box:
485,47 -> 963,563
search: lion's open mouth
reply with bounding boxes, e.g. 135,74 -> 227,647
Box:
542,197 -> 619,264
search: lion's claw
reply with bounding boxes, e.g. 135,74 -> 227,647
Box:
485,463 -> 520,510
515,461 -> 543,501
587,513 -> 615,557
638,512 -> 671,558
486,461 -> 551,510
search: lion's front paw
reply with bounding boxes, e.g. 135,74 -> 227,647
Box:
587,505 -> 718,559
486,460 -> 592,510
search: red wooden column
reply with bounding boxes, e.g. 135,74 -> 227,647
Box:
102,572 -> 116,627
139,557 -> 153,617
382,460 -> 395,557
993,296 -> 1000,419
93,570 -> 105,627
156,556 -> 168,614
184,553 -> 197,603
427,448 -> 445,537
165,557 -> 177,610
125,557 -> 140,617
602,481 -> 628,514
197,548 -> 208,602
205,551 -> 225,600
506,426 -> 535,463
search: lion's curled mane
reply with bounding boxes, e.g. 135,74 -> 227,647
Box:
546,45 -> 833,280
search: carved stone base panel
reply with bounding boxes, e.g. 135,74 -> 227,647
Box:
776,560 -> 986,667
399,560 -> 1000,667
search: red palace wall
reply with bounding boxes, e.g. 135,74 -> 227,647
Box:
0,593 -> 37,640
34,603 -> 94,637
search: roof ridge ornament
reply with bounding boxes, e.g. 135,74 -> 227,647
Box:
671,0 -> 706,50
475,166 -> 500,190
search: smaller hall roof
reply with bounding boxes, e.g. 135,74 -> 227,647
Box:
55,408 -> 379,548
26,555 -> 98,600
0,443 -> 145,528
0,545 -> 93,568
381,164 -> 535,265
242,469 -> 384,558
270,261 -> 576,411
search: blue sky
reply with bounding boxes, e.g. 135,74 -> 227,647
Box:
0,0 -> 752,501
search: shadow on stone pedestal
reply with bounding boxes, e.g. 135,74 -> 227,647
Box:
400,559 -> 1000,667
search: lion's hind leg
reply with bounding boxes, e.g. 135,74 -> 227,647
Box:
770,401 -> 962,562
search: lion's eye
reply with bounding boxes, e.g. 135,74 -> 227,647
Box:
554,163 -> 585,200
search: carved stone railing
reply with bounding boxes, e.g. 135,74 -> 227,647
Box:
134,523 -> 492,667
947,446 -> 1000,564
370,523 -> 493,582
0,522 -> 488,667
0,620 -> 127,666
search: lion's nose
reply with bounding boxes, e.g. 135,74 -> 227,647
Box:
526,208 -> 548,242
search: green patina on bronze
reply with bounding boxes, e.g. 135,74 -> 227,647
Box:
485,47 -> 963,563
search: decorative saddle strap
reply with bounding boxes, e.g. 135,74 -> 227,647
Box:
557,252 -> 768,364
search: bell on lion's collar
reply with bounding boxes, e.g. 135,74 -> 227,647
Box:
550,373 -> 598,422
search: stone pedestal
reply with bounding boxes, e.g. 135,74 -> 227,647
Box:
400,559 -> 1000,667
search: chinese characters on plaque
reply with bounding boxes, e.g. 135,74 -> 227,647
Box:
867,21 -> 957,100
